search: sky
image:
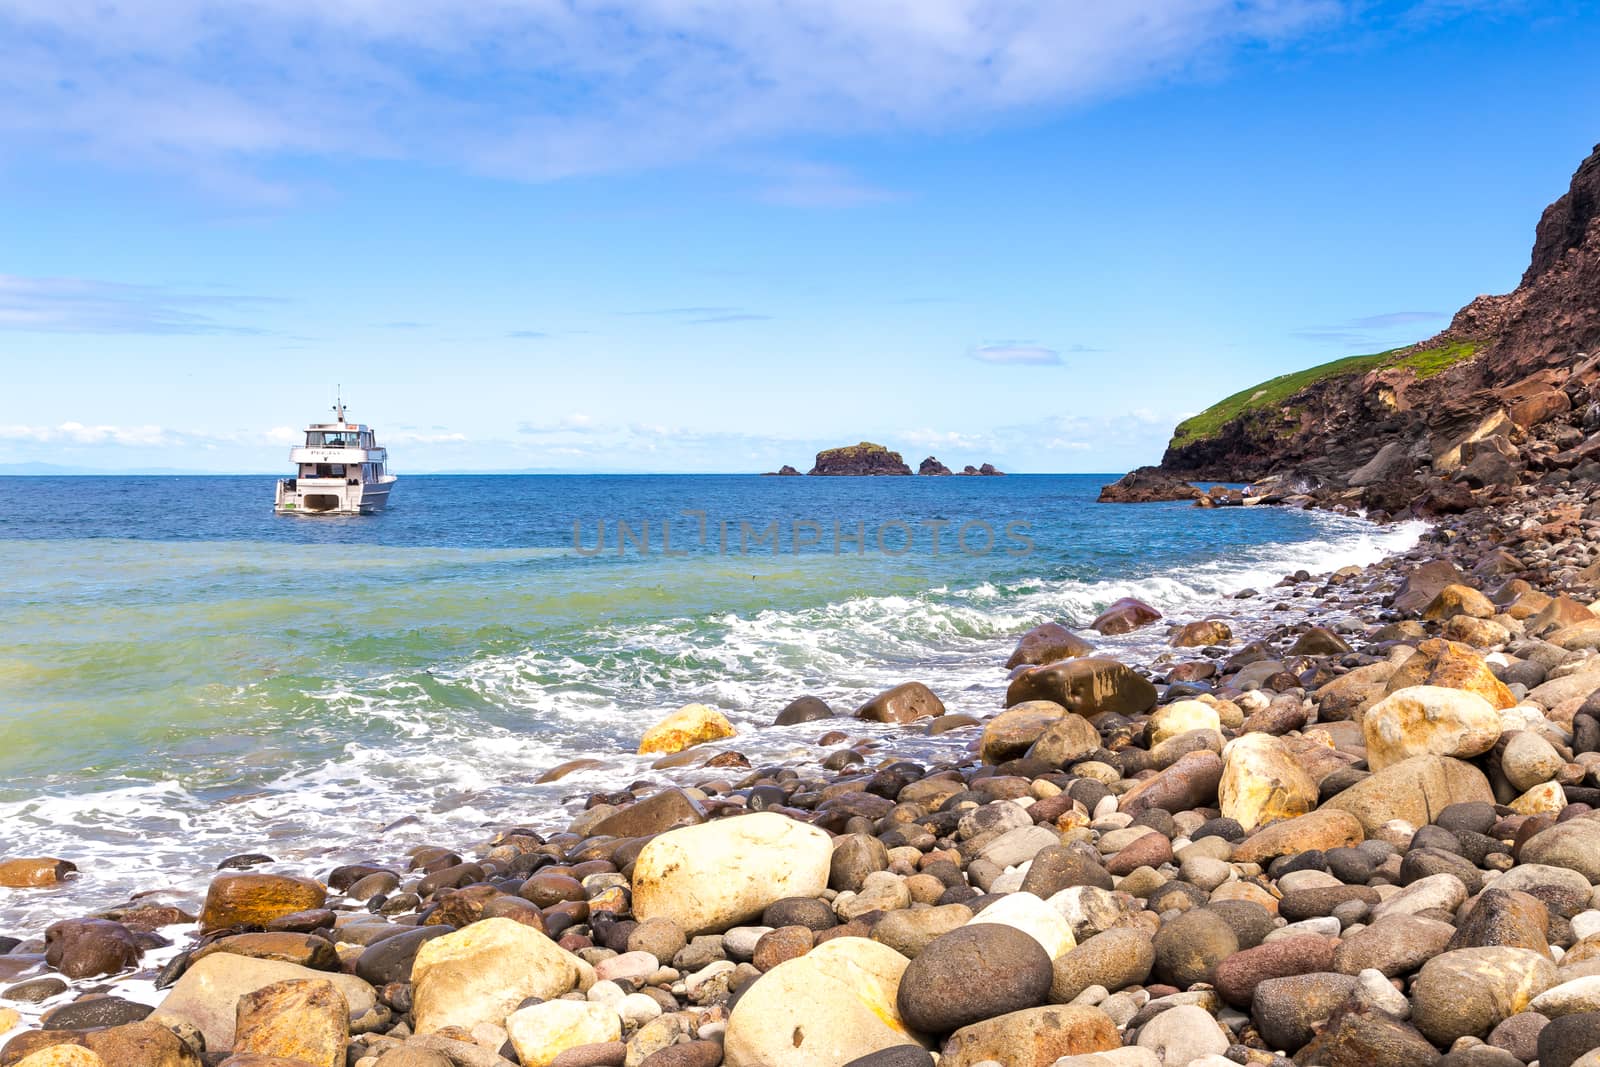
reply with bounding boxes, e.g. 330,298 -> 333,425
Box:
1,0 -> 1597,474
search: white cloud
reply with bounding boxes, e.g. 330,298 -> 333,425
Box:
899,428 -> 991,451
383,429 -> 468,445
971,342 -> 1062,366
0,274 -> 270,334
0,422 -> 172,446
0,1 -> 1349,188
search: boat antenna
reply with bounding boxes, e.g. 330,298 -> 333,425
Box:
333,386 -> 345,425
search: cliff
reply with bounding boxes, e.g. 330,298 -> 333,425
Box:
1148,142 -> 1600,514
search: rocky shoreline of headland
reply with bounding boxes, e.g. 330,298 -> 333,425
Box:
1150,144 -> 1600,510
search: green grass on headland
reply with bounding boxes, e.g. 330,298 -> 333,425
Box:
1168,341 -> 1480,448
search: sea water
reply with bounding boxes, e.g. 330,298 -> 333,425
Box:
0,474 -> 1423,931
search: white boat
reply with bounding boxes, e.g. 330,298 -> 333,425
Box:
274,398 -> 397,514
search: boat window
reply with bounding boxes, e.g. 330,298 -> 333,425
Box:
305,432 -> 324,446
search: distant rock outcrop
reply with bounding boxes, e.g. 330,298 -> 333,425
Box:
959,463 -> 1005,476
1098,466 -> 1202,503
808,443 -> 912,476
919,456 -> 954,476
761,465 -> 801,476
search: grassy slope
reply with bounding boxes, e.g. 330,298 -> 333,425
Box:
1168,341 -> 1480,449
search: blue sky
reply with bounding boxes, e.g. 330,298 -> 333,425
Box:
1,0 -> 1596,473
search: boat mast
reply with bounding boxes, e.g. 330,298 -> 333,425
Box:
333,386 -> 345,425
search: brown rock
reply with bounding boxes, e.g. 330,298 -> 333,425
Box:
232,979 -> 349,1067
1172,620 -> 1232,648
1026,715 -> 1102,768
9,1048 -> 105,1067
939,1005 -> 1119,1067
1290,626 -> 1354,656
1213,935 -> 1338,1008
1292,1003 -> 1442,1067
1424,584 -> 1496,621
1333,913 -> 1456,977
191,932 -> 339,970
1089,598 -> 1163,636
83,1021 -> 201,1067
1105,832 -> 1173,876
1448,888 -> 1551,955
587,787 -> 706,839
1152,908 -> 1238,987
1528,595 -> 1598,637
0,859 -> 76,889
43,920 -> 139,979
1006,623 -> 1094,669
639,1042 -> 723,1067
752,926 -> 813,971
979,702 -> 1067,764
1323,754 -> 1495,834
896,924 -> 1053,1034
1232,809 -> 1364,865
1118,750 -> 1222,816
1005,658 -> 1157,715
1394,561 -> 1470,616
856,682 -> 945,724
1097,467 -> 1203,504
1510,389 -> 1572,428
200,873 -> 327,934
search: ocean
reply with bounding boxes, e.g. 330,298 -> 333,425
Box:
0,474 -> 1423,931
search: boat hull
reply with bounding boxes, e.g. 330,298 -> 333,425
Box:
275,476 -> 396,516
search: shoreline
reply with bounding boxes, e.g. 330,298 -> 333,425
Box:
2,487 -> 1598,1067
0,506 -> 1418,934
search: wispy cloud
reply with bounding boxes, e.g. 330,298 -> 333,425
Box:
971,342 -> 1063,366
1292,309 -> 1446,349
1347,311 -> 1445,328
384,429 -> 468,445
0,274 -> 273,335
0,1 -> 1359,192
687,313 -> 772,325
620,306 -> 772,325
507,329 -> 549,339
517,413 -> 602,435
377,321 -> 428,330
750,162 -> 898,209
1290,329 -> 1373,346
621,306 -> 742,317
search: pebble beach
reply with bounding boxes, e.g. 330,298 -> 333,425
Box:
3,461 -> 1600,1067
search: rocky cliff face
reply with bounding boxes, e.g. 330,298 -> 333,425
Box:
1156,143 -> 1600,502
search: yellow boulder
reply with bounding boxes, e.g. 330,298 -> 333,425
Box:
1148,700 -> 1221,747
1364,685 -> 1502,771
724,938 -> 923,1067
638,703 -> 736,755
1218,733 -> 1318,832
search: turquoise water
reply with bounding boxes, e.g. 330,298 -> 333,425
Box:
0,474 -> 1421,928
